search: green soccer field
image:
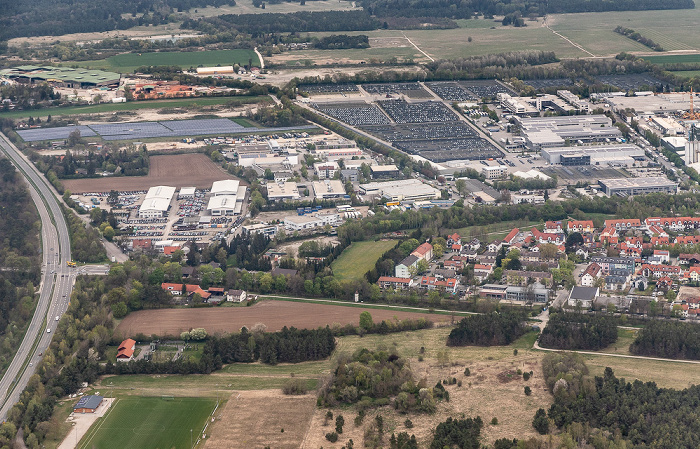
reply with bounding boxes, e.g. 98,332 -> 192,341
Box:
78,397 -> 217,449
331,240 -> 396,282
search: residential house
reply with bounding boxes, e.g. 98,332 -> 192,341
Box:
680,253 -> 700,266
378,276 -> 414,290
567,286 -> 600,308
567,220 -> 594,234
530,227 -> 564,245
604,218 -> 643,231
447,233 -> 461,246
395,254 -> 419,278
545,221 -> 563,233
653,250 -> 670,264
411,243 -> 434,262
466,239 -> 481,251
226,289 -> 247,302
651,236 -> 670,246
591,256 -> 635,275
503,228 -> 520,246
576,247 -> 590,260
641,263 -> 682,278
599,226 -> 619,245
581,263 -> 601,287
488,240 -> 503,253
676,235 -> 700,245
117,338 -> 136,362
605,275 -> 628,291
161,282 -> 183,295
656,276 -> 673,291
474,264 -> 493,282
419,276 -> 458,293
444,255 -> 469,270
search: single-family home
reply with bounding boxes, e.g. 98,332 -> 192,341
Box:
227,289 -> 247,302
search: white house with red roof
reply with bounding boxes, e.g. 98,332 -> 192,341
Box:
503,228 -> 520,246
545,221 -> 563,233
411,242 -> 433,262
419,276 -> 458,292
378,276 -> 415,290
581,263 -> 601,287
447,233 -> 461,246
567,220 -> 594,234
117,338 -> 136,362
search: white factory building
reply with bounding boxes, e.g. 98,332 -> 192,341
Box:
178,187 -> 196,199
267,181 -> 301,201
541,144 -> 645,166
284,213 -> 342,231
138,185 -> 176,218
599,177 -> 678,196
515,115 -> 622,150
312,180 -> 346,199
359,179 -> 441,202
207,180 -> 246,215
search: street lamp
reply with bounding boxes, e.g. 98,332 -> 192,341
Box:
190,428 -> 193,449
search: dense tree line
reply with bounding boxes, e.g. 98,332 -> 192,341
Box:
492,175 -> 557,191
251,106 -> 308,127
1,0 -> 236,39
315,35 -> 370,50
0,84 -> 60,111
446,312 -> 527,346
36,146 -> 149,180
183,10 -> 380,36
360,0 -> 692,21
629,320 -> 700,360
538,312 -> 618,350
614,26 -> 664,51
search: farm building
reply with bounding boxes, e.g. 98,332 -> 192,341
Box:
138,186 -> 176,218
0,66 -> 120,88
117,338 -> 136,362
227,289 -> 247,302
73,395 -> 104,414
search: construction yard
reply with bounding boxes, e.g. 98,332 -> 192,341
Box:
61,153 -> 241,193
114,300 -> 454,337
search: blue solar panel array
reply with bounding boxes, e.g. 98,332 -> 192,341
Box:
17,119 -> 317,142
16,125 -> 97,141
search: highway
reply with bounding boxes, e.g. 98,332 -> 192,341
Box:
0,132 -> 75,420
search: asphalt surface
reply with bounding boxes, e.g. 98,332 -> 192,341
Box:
0,132 -> 74,420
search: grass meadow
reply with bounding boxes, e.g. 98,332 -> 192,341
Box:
74,49 -> 259,73
331,239 -> 397,281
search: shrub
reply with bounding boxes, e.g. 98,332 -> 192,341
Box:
404,418 -> 413,428
354,410 -> 365,427
336,415 -> 345,434
524,386 -> 532,396
523,372 -> 530,381
491,417 -> 499,425
532,408 -> 549,435
326,432 -> 339,443
464,367 -> 471,376
282,378 -> 308,395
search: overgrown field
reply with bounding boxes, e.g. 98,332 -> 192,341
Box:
331,239 -> 397,281
78,397 -> 216,449
75,49 -> 260,73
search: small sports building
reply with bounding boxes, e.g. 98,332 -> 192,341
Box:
73,395 -> 104,413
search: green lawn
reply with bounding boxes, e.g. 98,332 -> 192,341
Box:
331,240 -> 397,282
0,96 -> 268,119
78,397 -> 216,449
672,70 -> 700,78
73,49 -> 260,73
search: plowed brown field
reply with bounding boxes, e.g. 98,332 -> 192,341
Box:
115,300 -> 452,337
61,153 -> 242,193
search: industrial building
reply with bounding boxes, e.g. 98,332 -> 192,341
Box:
652,116 -> 685,136
196,66 -> 234,75
138,185 -> 176,218
359,179 -> 441,202
370,164 -> 400,179
267,182 -> 301,201
312,180 -> 346,199
599,177 -> 678,196
0,65 -> 120,88
515,115 -> 622,150
498,93 -> 538,116
178,187 -> 196,199
211,180 -> 241,196
284,212 -> 341,231
482,165 -> 508,179
557,90 -> 591,112
662,136 -> 687,154
541,144 -> 644,166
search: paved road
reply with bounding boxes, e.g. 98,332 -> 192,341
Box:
0,132 -> 75,420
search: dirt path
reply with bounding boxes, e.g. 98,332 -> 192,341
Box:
542,16 -> 596,57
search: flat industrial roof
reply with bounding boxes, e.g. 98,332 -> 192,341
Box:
145,185 -> 176,201
211,180 -> 240,195
267,181 -> 300,198
208,194 -> 238,210
0,66 -> 120,85
600,177 -> 678,189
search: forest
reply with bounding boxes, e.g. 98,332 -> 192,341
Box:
629,320 -> 700,360
359,0 -> 693,20
446,312 -> 527,346
548,365 -> 700,448
0,157 -> 42,381
538,312 -> 618,350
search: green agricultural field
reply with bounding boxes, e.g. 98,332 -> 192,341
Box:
0,96 -> 268,119
78,397 -> 217,449
672,70 -> 700,78
74,49 -> 259,73
642,54 -> 700,65
331,240 -> 397,282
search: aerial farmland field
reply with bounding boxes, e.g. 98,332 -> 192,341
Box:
75,49 -> 260,73
331,239 -> 397,282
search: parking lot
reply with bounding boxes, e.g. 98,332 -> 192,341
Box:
362,82 -> 433,98
425,82 -> 479,101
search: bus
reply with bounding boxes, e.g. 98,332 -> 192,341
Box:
66,261 -> 76,267
386,201 -> 400,207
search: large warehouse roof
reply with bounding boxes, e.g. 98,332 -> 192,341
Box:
140,198 -> 171,213
211,180 -> 241,196
145,185 -> 176,201
0,66 -> 120,86
207,194 -> 238,211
